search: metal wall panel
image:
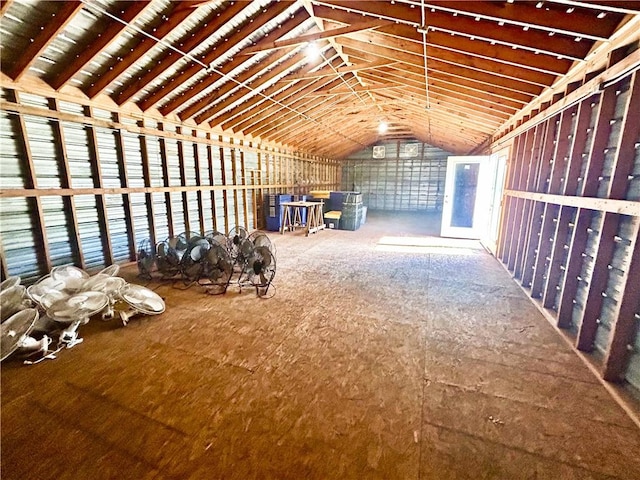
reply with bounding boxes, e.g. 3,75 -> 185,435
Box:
62,121 -> 94,190
41,195 -> 74,266
152,192 -> 170,242
123,131 -> 145,188
104,194 -> 129,263
342,141 -> 448,212
24,115 -> 61,189
0,112 -> 26,189
74,194 -> 106,270
0,87 -> 338,283
0,197 -> 43,282
145,134 -> 165,187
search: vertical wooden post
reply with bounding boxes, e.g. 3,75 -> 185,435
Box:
557,208 -> 592,328
48,99 -> 85,269
113,113 -> 136,261
158,123 -> 174,237
138,121 -> 156,248
206,133 -> 218,232
176,127 -> 190,232
240,141 -> 249,228
84,106 -> 114,266
219,138 -> 229,234
230,139 -> 240,228
192,130 -> 206,235
251,170 -> 258,230
11,91 -> 50,272
603,220 -> 640,381
576,212 -> 620,350
607,71 -> 640,200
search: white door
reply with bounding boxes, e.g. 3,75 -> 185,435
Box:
441,156 -> 492,239
482,149 -> 509,254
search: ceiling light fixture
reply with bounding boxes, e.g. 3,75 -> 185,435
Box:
378,121 -> 388,134
305,42 -> 321,61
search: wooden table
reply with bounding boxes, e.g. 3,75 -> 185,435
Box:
280,201 -> 325,236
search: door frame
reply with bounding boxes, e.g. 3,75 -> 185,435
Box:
440,155 -> 492,239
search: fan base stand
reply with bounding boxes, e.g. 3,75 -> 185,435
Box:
59,319 -> 84,349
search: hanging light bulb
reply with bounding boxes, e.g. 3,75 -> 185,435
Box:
305,42 -> 320,61
378,121 -> 388,134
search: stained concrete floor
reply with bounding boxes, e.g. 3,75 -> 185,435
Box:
2,211 -> 640,479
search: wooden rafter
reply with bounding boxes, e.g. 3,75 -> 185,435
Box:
224,77 -> 338,132
50,1 -> 152,90
85,1 -> 210,98
136,1 -> 295,111
213,53 -> 343,129
311,2 -> 592,59
160,10 -> 310,117
192,51 -> 312,124
241,18 -> 394,55
110,1 -> 249,104
7,1 -> 84,81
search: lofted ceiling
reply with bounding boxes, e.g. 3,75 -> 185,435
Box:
1,0 -> 639,158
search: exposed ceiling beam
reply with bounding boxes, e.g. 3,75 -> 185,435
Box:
279,59 -> 396,82
241,18 -> 394,55
111,0 -> 250,104
160,12 -> 310,117
84,0 -> 217,98
50,1 -> 152,90
7,1 -> 84,81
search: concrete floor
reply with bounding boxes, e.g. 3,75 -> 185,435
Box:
2,211 -> 640,479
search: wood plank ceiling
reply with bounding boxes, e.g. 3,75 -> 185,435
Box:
1,0 -> 639,157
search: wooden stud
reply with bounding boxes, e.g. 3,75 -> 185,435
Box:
547,105 -> 578,195
192,130 -> 206,235
113,113 -> 137,262
497,139 -> 519,261
507,129 -> 533,271
158,123 -> 174,237
240,142 -> 249,228
230,140 -> 240,228
607,71 -> 640,200
84,106 -> 115,266
576,212 -> 620,351
557,208 -> 592,328
10,91 -> 51,272
560,98 -> 592,193
542,205 -> 576,309
603,220 -> 640,381
580,86 -> 619,197
219,139 -> 229,234
515,123 -> 546,279
206,133 -> 218,232
48,99 -> 85,269
138,121 -> 157,248
176,127 -> 191,231
530,203 -> 560,298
